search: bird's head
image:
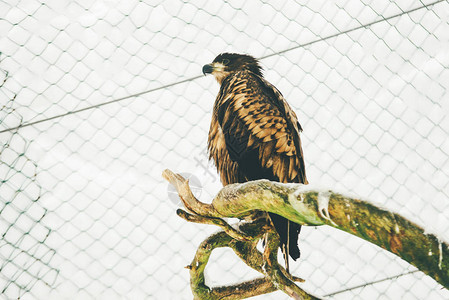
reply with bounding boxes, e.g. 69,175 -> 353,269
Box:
202,53 -> 263,84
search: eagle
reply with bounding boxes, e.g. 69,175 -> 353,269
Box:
203,53 -> 308,272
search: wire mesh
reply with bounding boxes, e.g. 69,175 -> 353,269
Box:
0,0 -> 449,299
0,63 -> 58,298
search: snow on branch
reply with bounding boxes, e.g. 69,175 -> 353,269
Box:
162,169 -> 448,299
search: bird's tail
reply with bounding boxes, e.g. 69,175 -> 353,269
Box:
268,213 -> 301,273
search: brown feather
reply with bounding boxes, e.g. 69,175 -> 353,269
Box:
208,68 -> 307,184
206,54 -> 307,271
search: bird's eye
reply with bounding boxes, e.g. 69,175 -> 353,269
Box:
222,59 -> 230,65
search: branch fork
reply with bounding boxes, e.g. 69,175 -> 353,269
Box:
163,169 -> 449,299
163,169 -> 319,299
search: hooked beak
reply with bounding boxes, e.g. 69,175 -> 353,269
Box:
202,64 -> 214,75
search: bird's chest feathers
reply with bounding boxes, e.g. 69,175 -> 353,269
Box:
208,83 -> 240,176
209,119 -> 226,155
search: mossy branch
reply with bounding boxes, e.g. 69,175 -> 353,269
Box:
162,169 -> 449,298
180,210 -> 319,300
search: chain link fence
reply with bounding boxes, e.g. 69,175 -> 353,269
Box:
1,0 -> 449,299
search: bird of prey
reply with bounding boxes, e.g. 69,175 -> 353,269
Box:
203,53 -> 308,272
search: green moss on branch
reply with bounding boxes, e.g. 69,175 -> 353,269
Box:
162,169 -> 448,298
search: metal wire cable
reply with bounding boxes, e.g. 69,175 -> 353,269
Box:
323,270 -> 420,297
0,0 -> 444,135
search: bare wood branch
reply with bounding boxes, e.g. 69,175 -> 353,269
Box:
188,230 -> 277,299
176,209 -> 252,242
163,169 -> 449,298
259,229 -> 319,300
186,220 -> 321,300
207,176 -> 449,289
162,169 -> 217,216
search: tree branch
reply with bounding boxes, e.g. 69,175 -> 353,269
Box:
184,212 -> 319,299
186,226 -> 277,299
162,169 -> 449,298
176,209 -> 252,242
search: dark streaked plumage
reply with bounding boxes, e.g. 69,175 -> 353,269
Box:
203,53 -> 308,271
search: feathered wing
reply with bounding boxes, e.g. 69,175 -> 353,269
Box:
208,70 -> 307,263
